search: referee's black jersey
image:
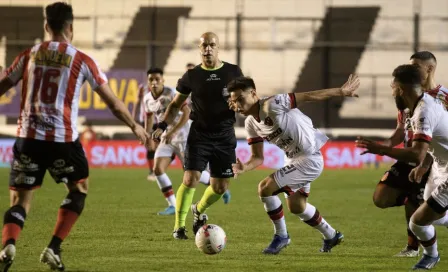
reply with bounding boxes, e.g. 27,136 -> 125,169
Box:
176,62 -> 243,131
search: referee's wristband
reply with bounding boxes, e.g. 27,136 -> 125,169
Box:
157,121 -> 168,132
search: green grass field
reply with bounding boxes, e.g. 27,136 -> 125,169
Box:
1,167 -> 448,272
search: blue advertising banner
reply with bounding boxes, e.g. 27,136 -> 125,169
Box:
0,70 -> 146,119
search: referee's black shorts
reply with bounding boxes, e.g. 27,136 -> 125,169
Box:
184,124 -> 236,178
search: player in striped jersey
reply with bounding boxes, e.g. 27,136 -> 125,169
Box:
371,51 -> 448,258
0,3 -> 148,271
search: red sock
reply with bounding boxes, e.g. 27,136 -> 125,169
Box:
53,208 -> 80,240
2,224 -> 22,246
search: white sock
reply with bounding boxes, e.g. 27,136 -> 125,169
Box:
409,221 -> 438,257
199,171 -> 211,185
260,196 -> 288,238
156,174 -> 176,207
297,203 -> 336,239
432,213 -> 448,226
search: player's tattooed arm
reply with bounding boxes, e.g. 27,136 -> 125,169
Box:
232,142 -> 264,178
292,74 -> 360,106
356,136 -> 429,165
152,93 -> 188,141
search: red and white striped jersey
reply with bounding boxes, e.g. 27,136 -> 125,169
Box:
5,41 -> 108,142
397,85 -> 448,147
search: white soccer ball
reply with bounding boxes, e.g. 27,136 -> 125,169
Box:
195,224 -> 227,255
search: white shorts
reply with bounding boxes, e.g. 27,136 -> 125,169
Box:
424,161 -> 448,212
273,151 -> 324,198
154,141 -> 186,163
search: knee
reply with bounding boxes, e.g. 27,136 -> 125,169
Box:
211,181 -> 228,194
288,202 -> 306,214
372,196 -> 391,209
258,177 -> 276,197
62,190 -> 87,215
183,171 -> 200,187
153,165 -> 164,176
68,179 -> 89,194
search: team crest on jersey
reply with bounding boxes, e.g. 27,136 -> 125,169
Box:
264,117 -> 273,126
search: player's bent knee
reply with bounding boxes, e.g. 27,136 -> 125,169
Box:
258,176 -> 278,197
67,179 -> 89,194
183,171 -> 201,187
372,196 -> 392,209
153,165 -> 165,176
210,178 -> 229,194
287,193 -> 307,214
61,190 -> 87,215
10,190 -> 34,214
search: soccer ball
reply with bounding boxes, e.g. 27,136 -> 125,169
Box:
195,224 -> 226,254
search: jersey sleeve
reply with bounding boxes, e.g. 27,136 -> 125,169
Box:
81,54 -> 108,90
413,106 -> 436,143
245,118 -> 263,145
176,71 -> 192,95
5,49 -> 30,85
266,93 -> 296,115
397,110 -> 405,129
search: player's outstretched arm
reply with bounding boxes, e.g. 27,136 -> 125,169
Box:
0,78 -> 14,98
292,74 -> 360,107
232,142 -> 264,178
96,84 -> 149,145
356,136 -> 429,165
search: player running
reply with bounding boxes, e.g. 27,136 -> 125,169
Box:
372,51 -> 448,257
143,67 -> 228,215
0,2 -> 148,271
229,75 -> 360,254
357,64 -> 448,270
153,32 -> 243,239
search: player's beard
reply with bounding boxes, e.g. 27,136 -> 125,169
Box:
394,95 -> 407,111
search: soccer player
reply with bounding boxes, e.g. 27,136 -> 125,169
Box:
153,32 -> 243,239
372,51 -> 448,257
0,3 -> 148,271
133,70 -> 158,181
143,67 -> 222,215
228,75 -> 359,254
356,64 -> 448,270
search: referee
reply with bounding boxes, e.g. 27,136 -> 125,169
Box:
153,32 -> 243,239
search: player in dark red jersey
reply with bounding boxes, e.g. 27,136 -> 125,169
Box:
0,3 -> 148,271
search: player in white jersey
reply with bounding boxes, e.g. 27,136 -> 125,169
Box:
133,76 -> 158,181
357,64 -> 448,270
0,3 -> 148,271
143,68 -> 220,215
371,51 -> 448,258
228,75 -> 360,254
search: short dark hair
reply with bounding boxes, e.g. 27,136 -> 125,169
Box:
186,63 -> 195,67
392,64 -> 422,86
227,76 -> 256,93
45,2 -> 74,34
410,51 -> 437,63
147,67 -> 163,76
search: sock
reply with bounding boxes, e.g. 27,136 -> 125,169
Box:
148,159 -> 154,174
49,191 -> 86,254
432,213 -> 448,226
407,228 -> 419,250
174,184 -> 196,229
297,203 -> 336,239
156,174 -> 176,207
409,221 -> 438,258
2,205 -> 26,247
261,196 -> 288,237
196,186 -> 223,214
199,171 -> 210,185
